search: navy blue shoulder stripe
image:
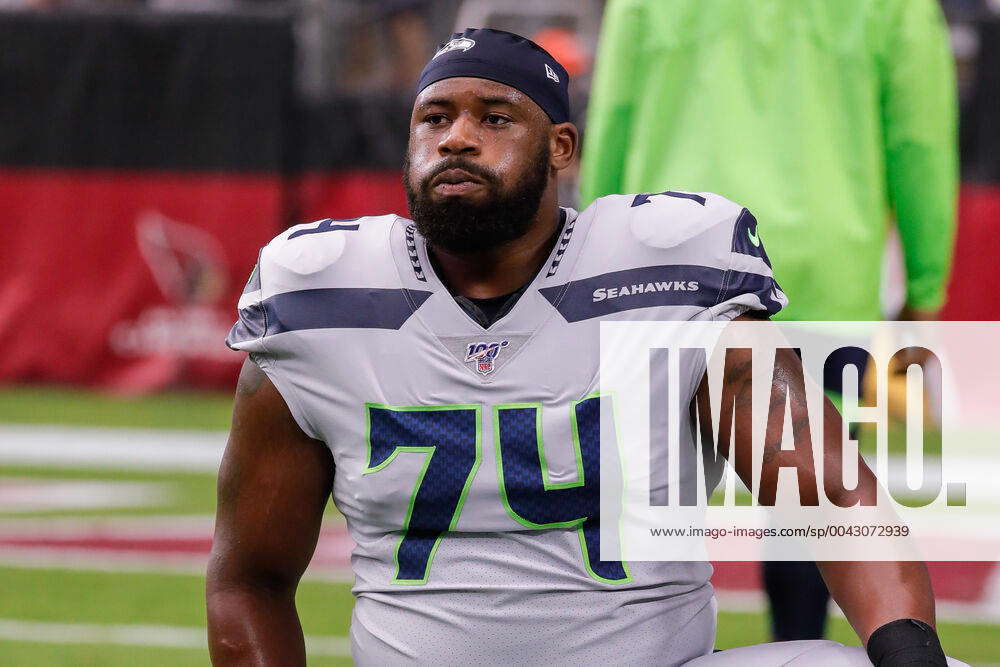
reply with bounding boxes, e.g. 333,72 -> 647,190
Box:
538,264 -> 781,323
539,265 -> 719,322
227,287 -> 433,345
227,302 -> 267,346
288,218 -> 362,239
722,269 -> 784,315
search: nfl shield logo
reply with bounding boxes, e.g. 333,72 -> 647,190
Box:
465,340 -> 510,376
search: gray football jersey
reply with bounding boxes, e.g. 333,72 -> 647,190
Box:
227,191 -> 786,666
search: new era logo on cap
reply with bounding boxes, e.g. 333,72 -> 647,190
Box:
544,63 -> 560,83
434,37 -> 476,58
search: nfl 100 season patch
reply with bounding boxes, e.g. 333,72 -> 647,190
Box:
463,340 -> 510,376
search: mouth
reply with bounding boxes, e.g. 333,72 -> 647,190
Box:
431,168 -> 484,196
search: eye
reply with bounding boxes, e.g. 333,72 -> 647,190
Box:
485,113 -> 511,126
424,114 -> 448,126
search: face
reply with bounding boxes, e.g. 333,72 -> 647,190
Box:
404,78 -> 568,254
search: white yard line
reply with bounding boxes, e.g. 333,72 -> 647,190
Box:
0,514 -> 218,536
0,514 -> 355,582
0,618 -> 351,656
0,425 -> 226,472
0,547 -> 355,583
0,477 -> 171,512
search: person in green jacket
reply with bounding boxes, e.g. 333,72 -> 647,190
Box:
580,0 -> 958,643
580,0 -> 957,323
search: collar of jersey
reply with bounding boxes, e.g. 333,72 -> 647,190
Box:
391,207 -> 586,337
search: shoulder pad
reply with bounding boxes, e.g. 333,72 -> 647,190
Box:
625,191 -> 743,249
264,216 -> 388,276
585,191 -> 742,250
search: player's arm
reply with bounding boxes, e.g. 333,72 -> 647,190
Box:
206,358 -> 334,666
721,317 -> 945,664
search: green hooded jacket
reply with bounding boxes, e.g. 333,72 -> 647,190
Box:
580,0 -> 958,320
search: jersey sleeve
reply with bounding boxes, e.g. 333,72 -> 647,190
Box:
224,220 -> 358,441
607,190 -> 788,321
710,207 -> 788,321
226,255 -> 321,440
226,257 -> 268,354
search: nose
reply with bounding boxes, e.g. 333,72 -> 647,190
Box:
438,113 -> 480,156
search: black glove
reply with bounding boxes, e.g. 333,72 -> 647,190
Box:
867,618 -> 947,666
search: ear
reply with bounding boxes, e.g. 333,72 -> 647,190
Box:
549,122 -> 579,171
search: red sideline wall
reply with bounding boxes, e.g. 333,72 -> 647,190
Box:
0,169 -> 408,393
294,170 -> 409,222
0,169 -> 281,392
1,173 -> 996,392
942,184 -> 1000,321
0,12 -> 300,393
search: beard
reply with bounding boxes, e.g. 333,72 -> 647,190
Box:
403,140 -> 551,254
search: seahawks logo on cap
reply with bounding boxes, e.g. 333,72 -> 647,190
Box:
434,37 -> 476,58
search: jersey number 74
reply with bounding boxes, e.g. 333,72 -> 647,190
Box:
364,395 -> 631,585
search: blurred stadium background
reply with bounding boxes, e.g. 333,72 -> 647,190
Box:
0,0 -> 998,664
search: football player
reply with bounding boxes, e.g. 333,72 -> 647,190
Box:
207,28 -> 956,666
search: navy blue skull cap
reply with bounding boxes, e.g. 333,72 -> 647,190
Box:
415,28 -> 571,124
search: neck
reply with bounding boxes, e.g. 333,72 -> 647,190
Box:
429,193 -> 561,299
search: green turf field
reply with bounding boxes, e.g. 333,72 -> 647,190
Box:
0,567 -> 353,666
0,387 -> 233,431
0,387 -> 993,665
0,565 -> 995,665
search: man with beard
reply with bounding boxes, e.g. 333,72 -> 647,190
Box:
207,28 -> 953,667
